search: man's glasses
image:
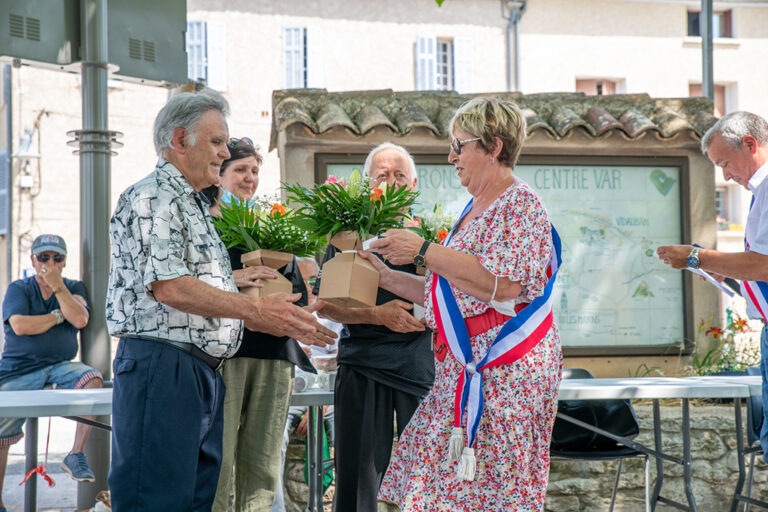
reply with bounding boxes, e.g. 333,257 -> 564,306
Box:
449,137 -> 481,155
227,137 -> 254,149
36,254 -> 65,263
306,277 -> 317,287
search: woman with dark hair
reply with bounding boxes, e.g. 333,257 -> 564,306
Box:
206,138 -> 318,511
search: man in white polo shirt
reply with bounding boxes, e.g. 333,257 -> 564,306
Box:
658,110 -> 768,459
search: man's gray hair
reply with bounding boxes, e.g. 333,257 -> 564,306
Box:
296,256 -> 318,270
363,142 -> 417,181
701,111 -> 768,155
153,90 -> 230,158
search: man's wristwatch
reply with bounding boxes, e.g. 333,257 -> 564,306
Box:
413,240 -> 431,268
686,247 -> 701,269
51,309 -> 64,325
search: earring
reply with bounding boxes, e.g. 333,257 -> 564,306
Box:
490,157 -> 495,163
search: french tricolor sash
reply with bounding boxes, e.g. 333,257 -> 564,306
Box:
430,198 -> 562,480
744,197 -> 768,323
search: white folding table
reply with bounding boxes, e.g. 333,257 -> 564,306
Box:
557,376 -> 756,512
0,388 -> 112,512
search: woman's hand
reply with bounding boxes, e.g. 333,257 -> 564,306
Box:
233,266 -> 281,288
357,250 -> 393,287
368,229 -> 424,266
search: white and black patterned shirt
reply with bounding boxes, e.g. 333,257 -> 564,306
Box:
106,160 -> 242,357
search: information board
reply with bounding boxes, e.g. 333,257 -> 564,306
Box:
324,160 -> 685,351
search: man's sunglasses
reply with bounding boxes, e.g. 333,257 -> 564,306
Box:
227,137 -> 254,149
36,253 -> 65,263
449,137 -> 481,155
306,277 -> 317,287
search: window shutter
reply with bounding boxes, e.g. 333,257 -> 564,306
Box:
416,35 -> 437,90
186,21 -> 206,82
205,21 -> 227,91
305,26 -> 322,88
453,37 -> 473,94
283,27 -> 305,89
0,150 -> 7,235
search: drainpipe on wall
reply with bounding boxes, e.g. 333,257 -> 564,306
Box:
504,0 -> 527,92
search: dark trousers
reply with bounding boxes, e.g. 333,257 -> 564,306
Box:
108,337 -> 226,512
333,364 -> 424,512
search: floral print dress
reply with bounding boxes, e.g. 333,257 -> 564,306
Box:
378,180 -> 563,511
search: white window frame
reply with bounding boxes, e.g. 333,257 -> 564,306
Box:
283,27 -> 307,89
186,20 -> 227,92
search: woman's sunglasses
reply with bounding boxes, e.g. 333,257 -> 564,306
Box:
36,253 -> 65,263
227,137 -> 254,149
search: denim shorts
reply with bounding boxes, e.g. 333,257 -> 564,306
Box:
0,361 -> 102,447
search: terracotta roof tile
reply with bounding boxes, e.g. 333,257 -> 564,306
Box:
270,89 -> 717,150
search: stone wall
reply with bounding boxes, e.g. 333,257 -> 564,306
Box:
280,403 -> 766,511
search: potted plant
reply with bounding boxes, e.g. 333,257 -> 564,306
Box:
284,169 -> 419,307
213,198 -> 326,297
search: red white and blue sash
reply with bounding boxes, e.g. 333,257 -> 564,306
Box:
430,198 -> 561,478
745,197 -> 768,322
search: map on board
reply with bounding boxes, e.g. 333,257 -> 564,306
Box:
325,161 -> 685,350
515,164 -> 685,349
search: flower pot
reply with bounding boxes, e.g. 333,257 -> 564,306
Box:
318,231 -> 379,308
239,249 -> 294,298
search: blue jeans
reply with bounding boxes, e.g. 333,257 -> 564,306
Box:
108,337 -> 226,512
0,361 -> 101,446
761,325 -> 768,462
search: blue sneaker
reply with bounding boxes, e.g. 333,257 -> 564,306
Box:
61,452 -> 95,482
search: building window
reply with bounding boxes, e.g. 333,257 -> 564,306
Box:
435,39 -> 454,91
283,27 -> 307,89
689,83 -> 726,117
687,10 -> 732,38
186,20 -> 227,91
575,79 -> 617,96
416,36 -> 472,93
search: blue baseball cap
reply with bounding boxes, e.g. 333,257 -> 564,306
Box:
31,234 -> 67,255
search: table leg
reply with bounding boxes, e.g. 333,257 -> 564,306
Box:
306,406 -> 317,512
730,399 -> 746,512
24,417 -> 38,512
315,405 -> 324,512
651,400 -> 663,511
681,399 -> 697,511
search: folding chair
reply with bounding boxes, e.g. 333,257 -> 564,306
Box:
551,368 -> 650,512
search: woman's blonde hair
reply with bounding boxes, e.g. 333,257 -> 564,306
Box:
449,97 -> 527,168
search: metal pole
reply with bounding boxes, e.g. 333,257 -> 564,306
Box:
78,0 -> 112,508
3,64 -> 12,287
701,0 -> 714,100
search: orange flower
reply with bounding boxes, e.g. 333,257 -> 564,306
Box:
437,229 -> 449,243
705,326 -> 725,339
270,203 -> 287,216
370,188 -> 384,201
732,317 -> 749,333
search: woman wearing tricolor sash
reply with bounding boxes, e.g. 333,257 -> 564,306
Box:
368,97 -> 563,511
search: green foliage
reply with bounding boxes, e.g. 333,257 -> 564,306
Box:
406,204 -> 457,244
435,0 -> 445,5
284,169 -> 419,240
627,363 -> 662,378
688,310 -> 759,375
212,197 -> 326,257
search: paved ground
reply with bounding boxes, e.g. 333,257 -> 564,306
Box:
2,417 -> 86,512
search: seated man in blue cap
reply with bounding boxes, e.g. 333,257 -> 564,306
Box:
0,234 -> 103,512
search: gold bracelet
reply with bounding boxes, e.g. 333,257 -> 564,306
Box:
53,286 -> 65,294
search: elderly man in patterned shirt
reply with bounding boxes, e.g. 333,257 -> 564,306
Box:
106,90 -> 336,511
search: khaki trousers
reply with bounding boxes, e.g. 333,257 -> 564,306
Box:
213,358 -> 293,512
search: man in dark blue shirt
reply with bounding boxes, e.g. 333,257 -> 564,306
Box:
0,235 -> 102,512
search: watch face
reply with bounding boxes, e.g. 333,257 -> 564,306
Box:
686,255 -> 699,269
414,254 -> 425,267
